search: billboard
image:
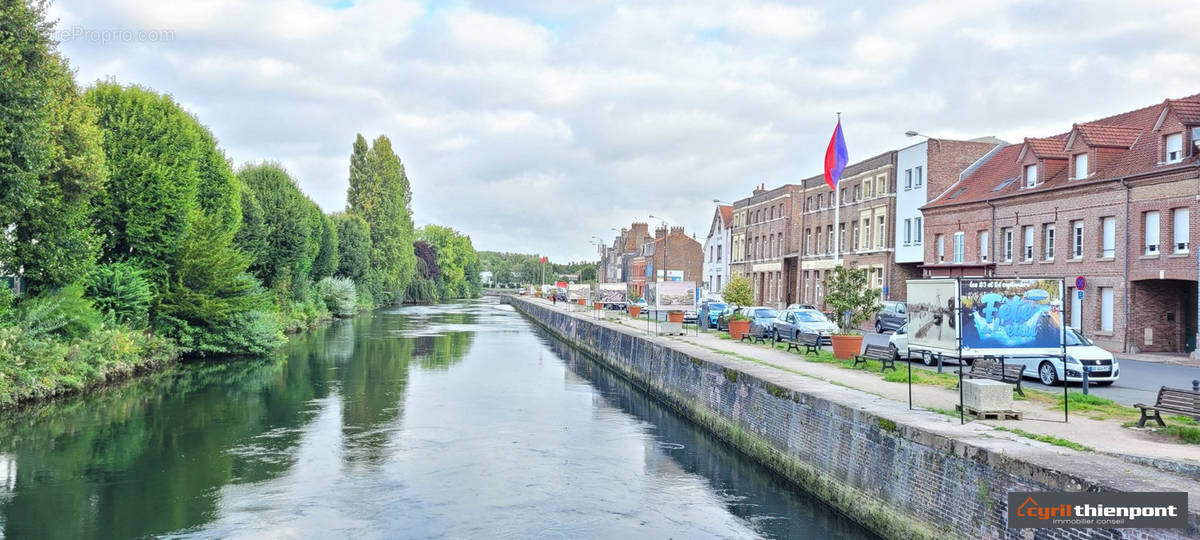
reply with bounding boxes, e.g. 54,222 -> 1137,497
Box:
960,278 -> 1064,354
906,279 -> 959,353
651,281 -> 696,311
596,283 -> 628,303
567,284 -> 591,301
655,269 -> 684,282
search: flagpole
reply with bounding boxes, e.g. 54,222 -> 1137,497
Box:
833,112 -> 841,265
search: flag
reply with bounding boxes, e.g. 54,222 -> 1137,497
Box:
541,256 -> 547,263
824,120 -> 849,190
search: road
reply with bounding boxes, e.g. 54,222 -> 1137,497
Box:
859,331 -> 1200,406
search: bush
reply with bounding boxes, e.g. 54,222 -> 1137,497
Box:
17,283 -> 101,340
85,262 -> 154,327
822,267 -> 881,334
159,308 -> 284,357
317,277 -> 357,317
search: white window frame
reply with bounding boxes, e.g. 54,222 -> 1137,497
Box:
914,166 -> 923,188
1100,287 -> 1114,332
1166,133 -> 1183,163
1044,224 -> 1055,261
1072,220 -> 1083,259
1023,225 -> 1034,261
914,217 -> 923,244
1174,208 -> 1189,253
1024,164 -> 1037,188
936,234 -> 945,262
1145,211 -> 1160,255
903,218 -> 912,246
1003,228 -> 1013,262
979,230 -> 989,262
877,215 -> 885,248
905,169 -> 912,190
1073,153 -> 1088,179
953,232 -> 964,263
1101,217 -> 1116,258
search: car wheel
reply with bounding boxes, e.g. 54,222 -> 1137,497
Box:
922,352 -> 935,366
1038,361 -> 1060,386
875,321 -> 883,333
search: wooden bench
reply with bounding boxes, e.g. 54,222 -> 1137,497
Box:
962,356 -> 1026,397
740,325 -> 769,344
786,332 -> 823,356
1134,386 -> 1200,427
853,344 -> 895,372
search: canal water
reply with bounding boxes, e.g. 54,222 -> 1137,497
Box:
0,299 -> 874,539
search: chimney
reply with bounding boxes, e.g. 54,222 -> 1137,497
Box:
670,226 -> 685,237
655,226 -> 667,239
752,183 -> 766,196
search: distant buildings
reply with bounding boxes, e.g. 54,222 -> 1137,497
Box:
702,205 -> 732,295
596,221 -> 703,298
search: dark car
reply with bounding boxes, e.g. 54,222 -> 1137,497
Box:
874,301 -> 907,333
771,309 -> 837,344
717,306 -> 778,334
715,305 -> 743,332
698,300 -> 726,328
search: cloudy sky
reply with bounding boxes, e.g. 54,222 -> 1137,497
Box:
48,0 -> 1200,262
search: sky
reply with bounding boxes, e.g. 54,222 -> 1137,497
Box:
47,0 -> 1200,262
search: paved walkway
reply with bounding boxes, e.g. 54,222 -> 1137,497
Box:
1117,351 -> 1200,368
534,298 -> 1200,465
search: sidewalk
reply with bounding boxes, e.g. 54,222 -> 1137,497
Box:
531,298 -> 1200,465
1118,351 -> 1200,368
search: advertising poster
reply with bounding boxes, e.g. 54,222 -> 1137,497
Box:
596,283 -> 628,303
960,278 -> 1065,354
655,270 -> 684,282
906,279 -> 958,354
654,281 -> 696,311
567,284 -> 591,301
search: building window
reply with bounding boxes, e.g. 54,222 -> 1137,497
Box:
914,217 -> 923,244
1144,210 -> 1160,255
853,222 -> 860,250
1100,287 -> 1114,332
953,232 -> 964,263
876,177 -> 885,196
1073,153 -> 1088,179
1101,216 -> 1116,258
1003,228 -> 1013,262
1044,224 -> 1055,261
903,218 -> 912,246
1024,164 -> 1037,188
877,215 -> 885,248
805,197 -> 811,211
905,169 -> 912,190
816,196 -> 822,210
862,218 -> 871,250
1023,225 -> 1034,261
914,166 -> 923,188
839,223 -> 846,254
979,230 -> 989,262
1071,220 -> 1083,259
1174,208 -> 1189,253
1166,133 -> 1183,163
936,234 -> 945,261
840,188 -> 847,205
826,225 -> 833,254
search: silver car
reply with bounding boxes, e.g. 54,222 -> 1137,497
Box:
772,309 -> 837,344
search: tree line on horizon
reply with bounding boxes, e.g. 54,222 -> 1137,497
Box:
0,2 -> 479,405
478,252 -> 597,286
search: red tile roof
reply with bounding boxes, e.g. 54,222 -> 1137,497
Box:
1074,123 -> 1141,148
718,205 -> 732,226
924,92 -> 1200,210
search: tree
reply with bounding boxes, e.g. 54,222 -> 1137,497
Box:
9,56 -> 107,292
311,214 -> 338,281
233,180 -> 267,265
237,162 -> 321,291
86,83 -> 206,288
418,225 -> 481,300
822,266 -> 881,334
345,134 -> 416,302
0,0 -> 53,235
723,274 -> 754,307
333,212 -> 371,284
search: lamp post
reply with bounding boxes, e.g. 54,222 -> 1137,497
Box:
649,214 -> 670,283
905,130 -> 941,152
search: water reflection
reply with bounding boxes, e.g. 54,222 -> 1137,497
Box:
0,299 -> 873,539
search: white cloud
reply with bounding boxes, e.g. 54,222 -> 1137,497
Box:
48,0 -> 1200,261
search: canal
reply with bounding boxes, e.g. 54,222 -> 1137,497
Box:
0,299 -> 875,539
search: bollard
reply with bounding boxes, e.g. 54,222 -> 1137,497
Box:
1081,368 -> 1089,395
936,353 -> 943,374
1193,379 -> 1199,392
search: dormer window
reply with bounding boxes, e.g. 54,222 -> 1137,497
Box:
1165,132 -> 1183,163
1024,164 -> 1037,188
1073,153 -> 1088,179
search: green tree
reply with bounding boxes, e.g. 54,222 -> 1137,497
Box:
233,180 -> 267,264
312,214 -> 338,281
0,0 -> 53,234
822,266 -> 881,334
333,213 -> 371,284
9,56 -> 107,292
418,225 -> 481,300
237,162 -> 321,291
723,274 -> 754,307
346,134 -> 416,302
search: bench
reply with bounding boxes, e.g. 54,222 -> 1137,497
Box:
962,356 -> 1026,397
853,344 -> 895,372
740,325 -> 769,344
1134,386 -> 1200,427
786,331 -> 823,356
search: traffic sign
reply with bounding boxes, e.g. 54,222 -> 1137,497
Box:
1075,276 -> 1086,290
1077,290 -> 1083,300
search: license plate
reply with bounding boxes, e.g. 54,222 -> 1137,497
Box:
1086,366 -> 1109,373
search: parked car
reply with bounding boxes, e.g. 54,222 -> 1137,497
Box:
874,301 -> 907,333
785,303 -> 818,311
698,301 -> 726,328
888,324 -> 908,361
1008,328 -> 1120,386
772,309 -> 836,344
716,306 -> 777,334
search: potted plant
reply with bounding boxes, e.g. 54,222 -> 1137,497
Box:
667,311 -> 684,323
822,266 -> 882,359
722,274 -> 754,340
628,290 -> 643,318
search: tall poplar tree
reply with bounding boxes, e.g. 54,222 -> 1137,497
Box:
345,134 -> 416,302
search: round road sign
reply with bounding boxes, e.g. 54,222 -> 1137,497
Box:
1075,276 -> 1086,290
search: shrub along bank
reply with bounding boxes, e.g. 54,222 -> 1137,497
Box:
0,4 -> 480,407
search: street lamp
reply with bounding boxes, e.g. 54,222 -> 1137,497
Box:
905,130 -> 941,151
649,214 -> 670,283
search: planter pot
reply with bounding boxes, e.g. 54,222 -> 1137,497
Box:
728,319 -> 751,340
577,299 -> 586,306
629,306 -> 643,318
830,334 -> 864,360
667,311 -> 684,323
594,302 -> 603,310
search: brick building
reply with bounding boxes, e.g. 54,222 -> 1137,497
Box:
730,184 -> 802,308
702,204 -> 733,295
599,222 -> 652,284
629,226 -> 703,298
922,94 -> 1200,354
796,151 -> 904,309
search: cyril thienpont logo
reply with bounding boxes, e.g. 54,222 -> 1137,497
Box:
1009,492 -> 1188,529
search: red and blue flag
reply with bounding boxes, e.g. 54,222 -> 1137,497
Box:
823,120 -> 849,190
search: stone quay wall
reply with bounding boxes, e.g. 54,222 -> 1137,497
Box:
502,295 -> 1198,540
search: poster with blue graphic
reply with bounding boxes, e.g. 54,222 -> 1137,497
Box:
960,278 -> 1064,354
